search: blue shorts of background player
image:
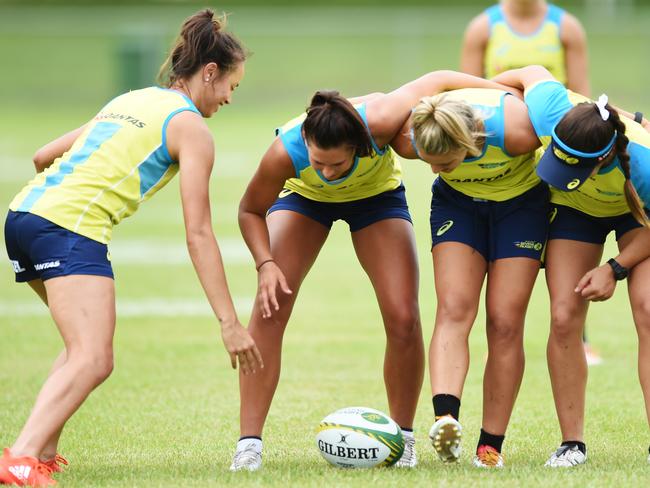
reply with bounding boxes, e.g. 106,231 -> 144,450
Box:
429,179 -> 550,261
4,210 -> 113,283
268,184 -> 412,231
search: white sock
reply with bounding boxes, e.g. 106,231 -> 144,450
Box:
402,429 -> 415,441
237,437 -> 262,452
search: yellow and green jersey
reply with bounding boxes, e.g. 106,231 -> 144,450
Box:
484,3 -> 567,85
276,104 -> 402,202
10,87 -> 200,243
433,88 -> 539,201
525,79 -> 650,216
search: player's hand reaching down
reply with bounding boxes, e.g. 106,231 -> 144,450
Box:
221,320 -> 264,374
575,264 -> 616,301
257,260 -> 292,319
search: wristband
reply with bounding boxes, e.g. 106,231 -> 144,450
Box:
634,111 -> 644,124
607,258 -> 628,281
256,259 -> 275,271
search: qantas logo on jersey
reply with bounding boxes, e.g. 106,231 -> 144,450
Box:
34,260 -> 60,271
8,465 -> 32,480
95,112 -> 146,128
447,167 -> 512,184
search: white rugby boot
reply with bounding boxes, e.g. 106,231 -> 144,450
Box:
230,439 -> 262,472
395,431 -> 417,468
429,416 -> 462,463
545,445 -> 586,468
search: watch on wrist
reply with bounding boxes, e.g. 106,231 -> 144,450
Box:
634,111 -> 644,124
607,258 -> 628,280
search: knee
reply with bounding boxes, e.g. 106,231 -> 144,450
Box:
633,299 -> 650,336
550,304 -> 583,341
436,296 -> 476,328
77,347 -> 114,384
385,305 -> 421,345
486,313 -> 524,348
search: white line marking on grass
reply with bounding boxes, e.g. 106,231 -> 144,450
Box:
0,297 -> 254,317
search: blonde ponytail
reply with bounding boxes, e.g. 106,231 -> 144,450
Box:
412,94 -> 484,158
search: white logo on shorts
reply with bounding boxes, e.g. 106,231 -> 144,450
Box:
34,260 -> 61,271
10,260 -> 26,273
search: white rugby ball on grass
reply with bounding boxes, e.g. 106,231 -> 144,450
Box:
316,406 -> 404,468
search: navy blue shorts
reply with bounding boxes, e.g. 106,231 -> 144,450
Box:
548,204 -> 645,244
429,179 -> 550,262
268,185 -> 412,232
4,211 -> 114,283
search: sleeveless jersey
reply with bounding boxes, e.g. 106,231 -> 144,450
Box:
484,3 -> 567,85
10,87 -> 200,243
277,104 -> 401,202
421,88 -> 539,201
525,79 -> 650,216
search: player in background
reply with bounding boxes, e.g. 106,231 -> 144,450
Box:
230,71 -> 514,472
461,0 -> 602,365
494,65 -> 650,467
390,87 -> 544,467
0,10 -> 261,486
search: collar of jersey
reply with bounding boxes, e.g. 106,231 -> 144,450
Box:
316,156 -> 360,185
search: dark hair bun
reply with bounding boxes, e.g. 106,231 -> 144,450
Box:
309,90 -> 341,108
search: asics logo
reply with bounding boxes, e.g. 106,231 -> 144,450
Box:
34,260 -> 60,271
10,260 -> 25,273
8,465 -> 31,480
436,220 -> 454,236
567,179 -> 581,190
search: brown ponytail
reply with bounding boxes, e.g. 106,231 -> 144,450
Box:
608,109 -> 650,227
158,9 -> 248,87
302,90 -> 374,158
555,103 -> 649,227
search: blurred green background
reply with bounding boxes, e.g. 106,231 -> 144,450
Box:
1,2 -> 650,485
1,0 -> 648,203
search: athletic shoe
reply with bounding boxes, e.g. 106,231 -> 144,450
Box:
545,445 -> 587,467
473,445 -> 504,468
0,448 -> 56,486
429,415 -> 462,463
395,435 -> 417,468
229,442 -> 262,472
41,454 -> 68,474
584,343 -> 603,366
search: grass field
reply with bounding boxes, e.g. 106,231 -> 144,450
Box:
1,3 -> 650,486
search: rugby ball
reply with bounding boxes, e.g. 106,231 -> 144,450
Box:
316,406 -> 404,468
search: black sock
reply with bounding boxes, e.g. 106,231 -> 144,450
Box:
561,440 -> 586,455
400,427 -> 413,433
477,428 -> 505,453
432,394 -> 460,420
239,435 -> 262,441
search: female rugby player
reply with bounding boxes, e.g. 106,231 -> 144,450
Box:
229,71 -> 512,471
1,9 -> 260,486
461,0 -> 604,365
390,87 -> 544,467
461,0 -> 589,95
495,65 -> 650,467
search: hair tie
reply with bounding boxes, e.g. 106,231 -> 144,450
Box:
595,94 -> 610,121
